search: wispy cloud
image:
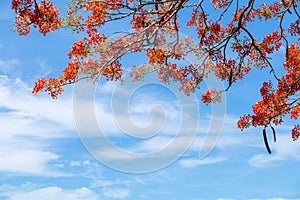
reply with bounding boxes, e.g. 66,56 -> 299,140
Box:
0,59 -> 21,74
92,81 -> 199,137
248,154 -> 283,168
34,58 -> 52,77
0,76 -> 75,137
0,184 -> 99,200
248,134 -> 300,167
179,156 -> 227,168
0,76 -> 74,132
0,76 -> 74,175
0,141 -> 58,175
102,187 -> 131,199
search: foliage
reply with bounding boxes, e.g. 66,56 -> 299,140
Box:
11,0 -> 300,142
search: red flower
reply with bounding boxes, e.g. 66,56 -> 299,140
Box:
32,77 -> 46,95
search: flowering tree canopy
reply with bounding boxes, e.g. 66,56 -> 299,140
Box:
11,0 -> 300,146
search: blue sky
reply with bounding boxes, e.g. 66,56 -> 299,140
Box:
0,1 -> 300,199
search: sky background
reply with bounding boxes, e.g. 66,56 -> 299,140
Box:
0,0 -> 300,199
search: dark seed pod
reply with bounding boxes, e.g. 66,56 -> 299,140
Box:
271,126 -> 276,143
228,68 -> 233,87
263,128 -> 272,154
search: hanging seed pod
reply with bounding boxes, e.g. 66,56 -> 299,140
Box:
271,126 -> 276,143
263,128 -> 271,154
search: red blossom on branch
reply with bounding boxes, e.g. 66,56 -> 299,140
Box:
12,0 -> 300,142
202,89 -> 222,105
12,0 -> 61,36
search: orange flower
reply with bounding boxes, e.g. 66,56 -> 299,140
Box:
32,77 -> 46,95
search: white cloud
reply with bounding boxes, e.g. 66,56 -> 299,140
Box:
0,59 -> 21,74
0,118 -> 62,176
94,147 -> 138,160
248,134 -> 300,167
89,78 -> 201,138
79,113 -> 245,170
0,142 -> 58,175
0,74 -> 196,175
93,105 -> 183,139
179,157 -> 227,168
128,136 -> 177,153
4,186 -> 99,200
90,177 -> 132,190
102,187 -> 131,199
70,161 -> 81,167
248,154 -> 283,168
34,58 -> 52,77
0,76 -> 75,175
0,76 -> 75,138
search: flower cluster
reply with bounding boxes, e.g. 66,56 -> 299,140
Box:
12,0 -> 61,36
84,1 -> 107,27
101,60 -> 123,81
238,43 -> 300,140
210,0 -> 230,9
146,49 -> 167,65
32,77 -> 64,98
62,60 -> 80,82
292,125 -> 300,141
202,89 -> 222,105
